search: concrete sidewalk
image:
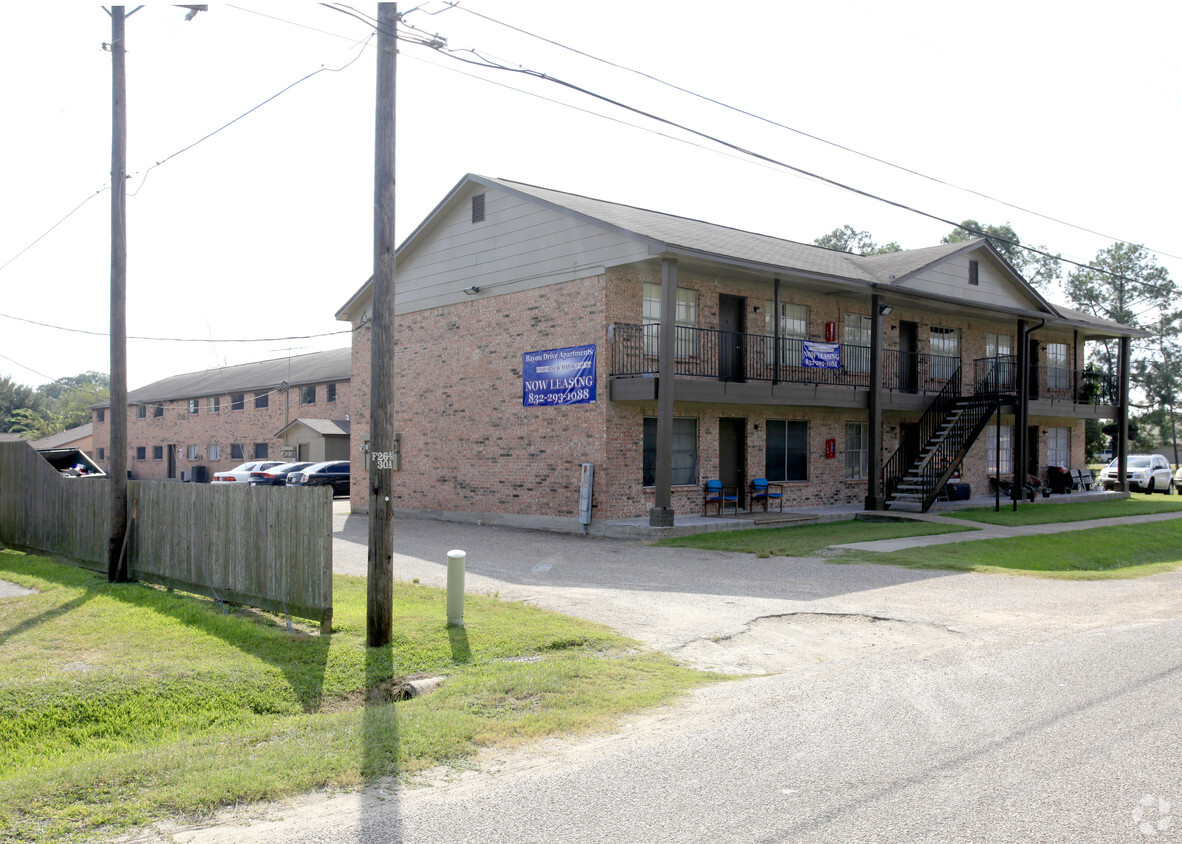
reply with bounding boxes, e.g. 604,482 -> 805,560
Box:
832,509 -> 1182,552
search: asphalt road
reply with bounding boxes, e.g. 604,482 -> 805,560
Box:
141,507 -> 1182,843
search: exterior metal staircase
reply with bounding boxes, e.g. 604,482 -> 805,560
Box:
882,359 -> 1012,513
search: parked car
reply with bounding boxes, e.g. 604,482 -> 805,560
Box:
212,461 -> 284,484
1175,464 -> 1182,491
248,461 -> 314,487
1097,454 -> 1174,493
287,460 -> 350,496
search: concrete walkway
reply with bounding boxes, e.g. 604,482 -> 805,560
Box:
832,509 -> 1182,552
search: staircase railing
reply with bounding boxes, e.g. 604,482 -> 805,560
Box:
910,396 -> 998,511
881,366 -> 963,500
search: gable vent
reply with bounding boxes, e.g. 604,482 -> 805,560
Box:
968,259 -> 979,286
472,193 -> 485,223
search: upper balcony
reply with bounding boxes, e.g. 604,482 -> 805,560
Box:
608,324 -> 1117,413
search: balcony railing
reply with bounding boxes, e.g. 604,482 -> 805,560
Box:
610,324 -> 1118,404
610,323 -> 957,394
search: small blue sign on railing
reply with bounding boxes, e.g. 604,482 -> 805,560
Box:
802,341 -> 841,369
523,344 -> 597,407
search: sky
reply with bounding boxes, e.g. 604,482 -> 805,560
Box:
2,1 -> 1180,393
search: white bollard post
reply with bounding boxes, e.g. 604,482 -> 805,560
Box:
446,549 -> 466,627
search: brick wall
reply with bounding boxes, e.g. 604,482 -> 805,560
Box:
92,379 -> 351,480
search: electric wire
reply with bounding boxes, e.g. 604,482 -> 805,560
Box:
0,187 -> 109,274
443,3 -> 1182,264
0,310 -> 356,343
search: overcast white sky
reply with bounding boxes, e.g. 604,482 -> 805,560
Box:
2,1 -> 1179,392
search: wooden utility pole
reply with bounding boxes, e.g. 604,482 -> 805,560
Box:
108,6 -> 130,582
367,2 -> 398,646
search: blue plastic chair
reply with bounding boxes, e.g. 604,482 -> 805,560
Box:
703,479 -> 740,516
749,477 -> 784,513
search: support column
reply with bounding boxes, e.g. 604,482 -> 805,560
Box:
865,294 -> 885,510
1013,319 -> 1029,508
649,257 -> 678,527
1117,335 -> 1131,492
772,277 -> 781,386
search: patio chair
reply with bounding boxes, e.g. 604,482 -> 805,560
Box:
703,479 -> 740,516
749,477 -> 784,512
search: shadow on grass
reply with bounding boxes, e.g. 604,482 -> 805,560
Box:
448,624 -> 471,664
0,555 -> 332,714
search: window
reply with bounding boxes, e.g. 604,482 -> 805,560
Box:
153,446 -> 163,460
231,394 -> 245,411
188,399 -> 199,415
985,332 -> 1015,389
136,405 -> 146,419
472,193 -> 485,223
843,313 -> 871,373
253,443 -> 269,459
327,383 -> 337,403
766,420 -> 808,482
208,396 -> 220,413
135,446 -> 146,461
1046,343 -> 1069,390
231,443 -> 244,460
98,447 -> 105,461
255,391 -> 269,409
986,424 -> 1013,475
642,282 -> 698,357
1047,427 -> 1070,469
929,326 -> 960,380
208,444 -> 220,461
97,409 -> 105,423
969,259 -> 979,286
844,422 -> 869,480
187,445 -> 200,460
300,385 -> 316,405
766,303 -> 809,367
642,417 -> 698,486
153,403 -> 164,418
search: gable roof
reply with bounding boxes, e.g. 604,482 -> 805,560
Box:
336,174 -> 1142,338
32,423 -> 93,450
93,347 -> 351,409
275,418 -> 351,438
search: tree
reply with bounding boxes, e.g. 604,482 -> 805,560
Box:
38,371 -> 110,431
0,376 -> 43,434
813,225 -> 901,255
942,220 -> 1061,291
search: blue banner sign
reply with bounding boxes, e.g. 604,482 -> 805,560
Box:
523,344 -> 597,407
802,341 -> 841,369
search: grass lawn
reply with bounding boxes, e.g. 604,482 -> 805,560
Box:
0,550 -> 717,843
837,520 -> 1182,579
943,492 -> 1182,526
651,518 -> 978,557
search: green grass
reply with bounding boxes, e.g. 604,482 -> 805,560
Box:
944,492 -> 1182,526
651,518 -> 978,557
838,520 -> 1182,579
0,551 -> 717,843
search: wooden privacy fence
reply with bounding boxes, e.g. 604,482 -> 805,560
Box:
0,441 -> 333,630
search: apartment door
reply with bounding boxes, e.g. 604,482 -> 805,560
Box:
166,445 -> 176,479
898,321 -> 918,393
1027,425 -> 1041,479
719,418 -> 747,506
718,295 -> 746,382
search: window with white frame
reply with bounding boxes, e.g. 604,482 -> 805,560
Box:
929,326 -> 960,380
642,417 -> 698,486
642,283 -> 698,357
844,313 -> 871,373
208,396 -> 220,413
186,445 -> 200,460
1047,427 -> 1070,468
766,420 -> 808,482
207,444 -> 220,461
986,332 -> 1012,358
766,302 -> 809,367
985,332 -> 1015,389
844,422 -> 869,480
986,424 -> 1013,475
1046,343 -> 1069,390
188,399 -> 199,415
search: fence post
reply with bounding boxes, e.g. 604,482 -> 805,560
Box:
446,549 -> 466,627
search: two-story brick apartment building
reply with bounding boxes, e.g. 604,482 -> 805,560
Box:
92,348 -> 351,480
336,175 -> 1139,529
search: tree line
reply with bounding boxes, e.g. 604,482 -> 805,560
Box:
0,371 -> 110,440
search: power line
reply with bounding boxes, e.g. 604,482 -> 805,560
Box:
0,310 -> 356,343
0,187 -> 109,274
440,3 -> 1182,265
0,352 -> 109,402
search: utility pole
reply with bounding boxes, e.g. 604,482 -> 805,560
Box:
368,2 -> 397,647
107,6 -> 130,582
